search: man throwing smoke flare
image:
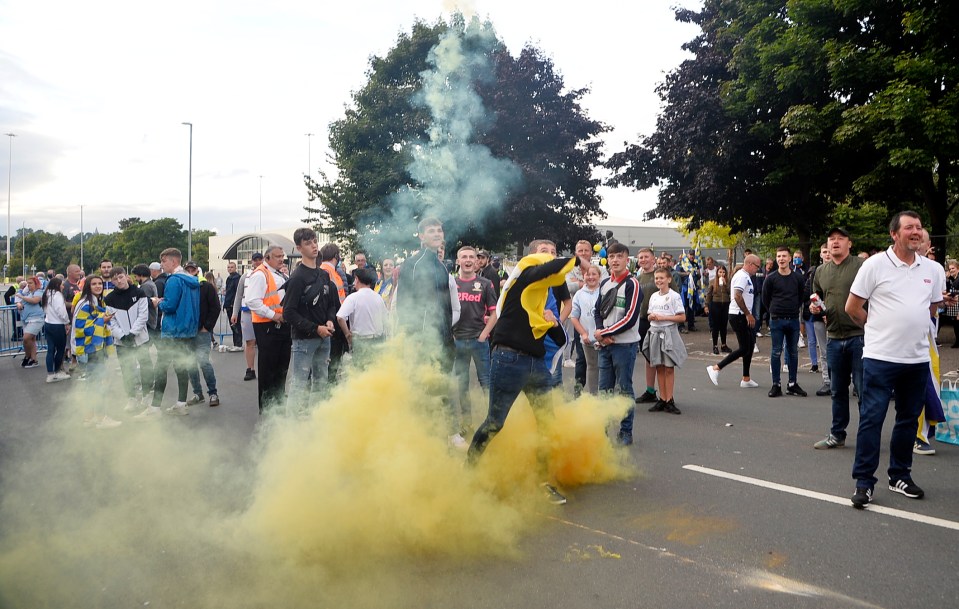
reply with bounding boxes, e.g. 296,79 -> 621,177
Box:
466,250 -> 575,505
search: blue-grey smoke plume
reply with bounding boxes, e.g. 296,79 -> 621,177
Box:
366,17 -> 522,253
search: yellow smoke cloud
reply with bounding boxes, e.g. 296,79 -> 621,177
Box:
0,336 -> 633,607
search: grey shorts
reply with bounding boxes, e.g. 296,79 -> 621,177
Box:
240,311 -> 255,342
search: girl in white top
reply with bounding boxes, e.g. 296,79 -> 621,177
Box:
41,277 -> 71,382
643,267 -> 688,414
569,265 -> 603,395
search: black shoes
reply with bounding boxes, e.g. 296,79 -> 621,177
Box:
648,399 -> 666,412
815,383 -> 831,396
810,365 -> 819,373
662,399 -> 681,415
768,384 -> 782,398
889,478 -> 924,499
635,391 -> 659,404
720,345 -> 731,353
243,368 -> 256,381
786,383 -> 807,397
713,346 -> 719,355
851,486 -> 873,509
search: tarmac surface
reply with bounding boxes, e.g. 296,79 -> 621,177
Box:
1,324 -> 958,608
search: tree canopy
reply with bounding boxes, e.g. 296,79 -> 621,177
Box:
305,15 -> 608,257
607,0 -> 959,259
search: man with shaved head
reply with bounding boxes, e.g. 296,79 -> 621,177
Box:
706,254 -> 762,388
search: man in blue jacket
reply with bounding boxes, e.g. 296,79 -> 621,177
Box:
136,247 -> 199,419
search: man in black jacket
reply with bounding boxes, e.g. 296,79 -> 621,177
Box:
104,267 -> 153,412
283,227 -> 339,416
222,261 -> 243,351
185,260 -> 221,407
762,246 -> 807,398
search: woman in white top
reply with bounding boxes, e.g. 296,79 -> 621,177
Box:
41,277 -> 71,382
570,265 -> 603,395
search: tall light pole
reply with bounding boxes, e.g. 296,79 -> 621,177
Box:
5,132 -> 15,270
182,122 -> 193,261
258,175 -> 263,232
305,133 -> 313,177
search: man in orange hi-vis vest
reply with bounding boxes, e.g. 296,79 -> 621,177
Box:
246,244 -> 291,414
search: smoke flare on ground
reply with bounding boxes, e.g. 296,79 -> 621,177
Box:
0,336 -> 632,608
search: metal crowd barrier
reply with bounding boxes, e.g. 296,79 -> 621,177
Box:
0,304 -> 48,359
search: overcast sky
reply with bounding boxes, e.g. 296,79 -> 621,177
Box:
0,0 -> 699,239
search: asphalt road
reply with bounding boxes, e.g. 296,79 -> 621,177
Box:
0,328 -> 957,609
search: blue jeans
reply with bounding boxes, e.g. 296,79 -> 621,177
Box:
852,358 -> 927,488
188,332 -> 218,396
769,318 -> 800,385
467,348 -> 552,462
453,338 -> 491,426
598,342 -> 639,435
803,318 -> 818,367
825,335 -> 863,441
289,336 -> 331,413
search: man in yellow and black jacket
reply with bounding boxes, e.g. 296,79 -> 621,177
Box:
466,252 -> 575,504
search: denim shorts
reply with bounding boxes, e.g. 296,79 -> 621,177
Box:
23,319 -> 44,336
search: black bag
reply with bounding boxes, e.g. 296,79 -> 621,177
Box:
598,283 -> 620,319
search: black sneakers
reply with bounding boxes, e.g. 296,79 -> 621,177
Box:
663,399 -> 681,415
635,391 -> 659,404
786,383 -> 808,397
648,399 -> 667,413
889,479 -> 924,499
768,384 -> 782,398
851,486 -> 873,509
815,383 -> 831,396
243,368 -> 256,381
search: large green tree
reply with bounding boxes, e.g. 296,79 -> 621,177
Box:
608,0 -> 959,259
305,15 -> 607,256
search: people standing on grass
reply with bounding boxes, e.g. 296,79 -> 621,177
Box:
41,277 -> 71,383
73,276 -> 121,429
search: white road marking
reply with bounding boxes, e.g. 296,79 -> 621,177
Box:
683,464 -> 959,532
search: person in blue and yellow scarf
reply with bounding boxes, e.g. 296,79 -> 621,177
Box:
74,276 -> 120,429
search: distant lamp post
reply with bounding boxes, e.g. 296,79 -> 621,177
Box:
182,122 -> 193,261
5,132 -> 14,271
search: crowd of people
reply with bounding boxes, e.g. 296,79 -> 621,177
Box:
6,210 -> 953,507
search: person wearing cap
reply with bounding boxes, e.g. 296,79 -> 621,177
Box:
183,260 -> 221,407
246,244 -> 291,413
476,249 -> 502,298
232,253 -> 263,381
809,226 -> 864,450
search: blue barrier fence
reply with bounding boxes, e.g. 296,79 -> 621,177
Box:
0,305 -> 48,359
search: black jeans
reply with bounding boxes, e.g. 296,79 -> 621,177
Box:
717,314 -> 754,377
253,321 -> 292,414
708,305 -> 729,347
224,305 -> 242,347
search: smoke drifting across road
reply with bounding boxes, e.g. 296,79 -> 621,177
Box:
0,337 -> 631,608
362,16 -> 522,254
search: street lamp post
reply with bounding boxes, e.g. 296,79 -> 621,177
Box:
182,122 -> 193,261
5,132 -> 15,272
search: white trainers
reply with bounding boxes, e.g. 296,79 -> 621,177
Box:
124,397 -> 142,413
53,370 -> 71,380
448,433 -> 469,451
96,415 -> 122,430
706,366 -> 720,386
166,402 -> 190,416
133,406 -> 162,421
753,344 -> 760,353
798,336 -> 806,348
46,373 -> 59,383
740,379 -> 759,388
228,346 -> 244,352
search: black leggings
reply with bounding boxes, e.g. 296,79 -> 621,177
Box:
717,314 -> 754,377
708,305 -> 729,347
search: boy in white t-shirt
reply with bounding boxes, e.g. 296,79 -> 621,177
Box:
643,267 -> 688,414
336,268 -> 388,369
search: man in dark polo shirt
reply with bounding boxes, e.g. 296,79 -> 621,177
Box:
762,246 -> 807,398
810,227 -> 864,449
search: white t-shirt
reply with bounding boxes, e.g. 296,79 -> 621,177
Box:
337,288 -> 388,338
728,269 -> 754,315
648,289 -> 685,328
850,247 -> 944,363
570,285 -> 600,345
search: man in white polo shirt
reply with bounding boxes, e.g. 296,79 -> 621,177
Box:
845,210 -> 949,508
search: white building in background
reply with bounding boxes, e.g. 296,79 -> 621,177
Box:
206,228 -> 330,282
